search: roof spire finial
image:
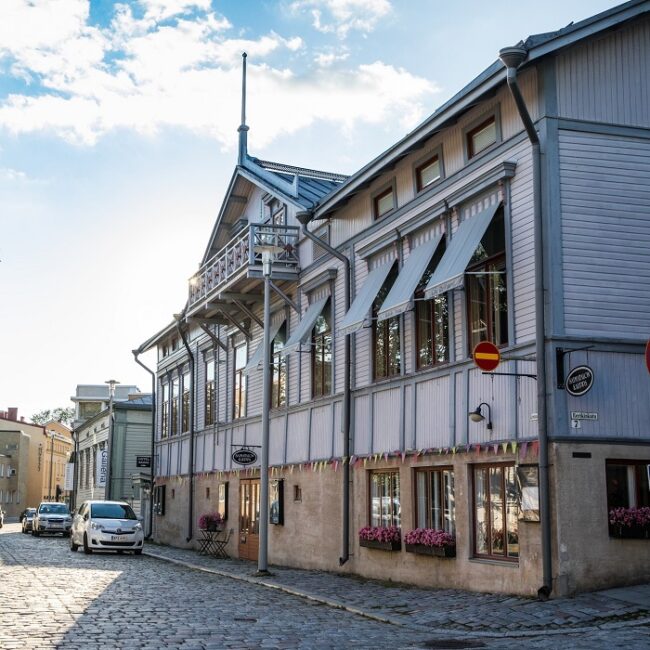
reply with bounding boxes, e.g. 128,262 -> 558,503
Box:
238,52 -> 249,164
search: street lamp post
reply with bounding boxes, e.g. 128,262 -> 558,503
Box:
104,379 -> 119,500
48,432 -> 55,500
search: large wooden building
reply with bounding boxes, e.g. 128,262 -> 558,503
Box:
138,1 -> 650,597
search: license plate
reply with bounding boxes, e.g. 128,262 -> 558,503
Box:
111,535 -> 128,542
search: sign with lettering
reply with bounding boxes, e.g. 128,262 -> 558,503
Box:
565,366 -> 594,397
64,463 -> 75,491
570,411 -> 598,421
232,449 -> 258,465
96,449 -> 108,487
136,456 -> 151,468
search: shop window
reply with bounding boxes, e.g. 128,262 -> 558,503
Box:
218,482 -> 229,520
269,479 -> 284,525
606,461 -> 650,510
205,358 -> 216,426
466,210 -> 508,350
233,343 -> 247,419
473,464 -> 519,559
370,470 -> 401,528
373,265 -> 401,379
312,301 -> 332,398
414,467 -> 455,534
271,324 -> 287,409
181,370 -> 190,433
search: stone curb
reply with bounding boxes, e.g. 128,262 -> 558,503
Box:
143,550 -> 650,639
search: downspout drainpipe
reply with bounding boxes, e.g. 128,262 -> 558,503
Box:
499,46 -> 552,600
176,313 -> 196,544
296,209 -> 352,566
132,349 -> 156,540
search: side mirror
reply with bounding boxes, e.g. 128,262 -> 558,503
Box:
137,515 -> 144,522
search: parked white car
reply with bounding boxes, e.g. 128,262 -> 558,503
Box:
32,502 -> 72,536
71,500 -> 144,555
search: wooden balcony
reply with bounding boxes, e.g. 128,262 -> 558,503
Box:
187,223 -> 300,316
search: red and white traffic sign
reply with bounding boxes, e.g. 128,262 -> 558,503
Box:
473,341 -> 501,372
645,339 -> 650,374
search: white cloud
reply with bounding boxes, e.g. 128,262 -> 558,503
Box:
0,167 -> 28,182
0,1 -> 436,148
291,0 -> 392,37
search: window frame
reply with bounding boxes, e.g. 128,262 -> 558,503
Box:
606,459 -> 650,511
413,466 -> 455,534
232,342 -> 248,420
270,323 -> 287,410
171,376 -> 180,436
463,109 -> 501,162
181,370 -> 190,433
472,462 -> 519,561
368,469 -> 401,529
311,299 -> 332,399
204,357 -> 216,426
413,146 -> 444,193
371,180 -> 396,220
161,382 -> 169,439
372,264 -> 401,381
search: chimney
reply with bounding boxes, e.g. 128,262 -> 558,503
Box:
8,407 -> 18,421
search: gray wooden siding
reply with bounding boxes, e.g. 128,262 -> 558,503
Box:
372,387 -> 401,453
415,375 -> 451,449
559,130 -> 650,338
556,18 -> 650,128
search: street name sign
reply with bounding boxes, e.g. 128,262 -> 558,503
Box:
565,366 -> 594,397
472,341 -> 500,372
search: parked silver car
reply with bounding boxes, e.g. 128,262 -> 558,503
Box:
70,500 -> 144,555
32,502 -> 72,536
21,508 -> 37,533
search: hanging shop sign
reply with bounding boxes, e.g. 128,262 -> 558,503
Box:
472,341 -> 500,372
136,456 -> 152,468
232,448 -> 258,465
565,365 -> 594,397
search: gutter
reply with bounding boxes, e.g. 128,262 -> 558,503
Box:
132,349 -> 156,540
296,210 -> 352,565
175,312 -> 196,544
499,46 -> 552,600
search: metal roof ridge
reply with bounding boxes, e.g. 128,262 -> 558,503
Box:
255,158 -> 348,182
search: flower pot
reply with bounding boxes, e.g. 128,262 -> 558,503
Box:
405,543 -> 456,557
610,524 -> 650,540
207,522 -> 225,533
359,538 -> 401,551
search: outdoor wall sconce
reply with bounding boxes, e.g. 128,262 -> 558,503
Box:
469,402 -> 493,430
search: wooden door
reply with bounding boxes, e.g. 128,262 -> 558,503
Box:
238,479 -> 260,561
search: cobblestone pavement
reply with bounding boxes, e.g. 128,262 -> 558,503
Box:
1,523 -> 649,649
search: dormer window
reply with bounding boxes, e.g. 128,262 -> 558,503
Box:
467,115 -> 497,159
416,155 -> 441,192
373,185 -> 395,220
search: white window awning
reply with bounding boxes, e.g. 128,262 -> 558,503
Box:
281,296 -> 329,357
242,318 -> 286,375
338,260 -> 395,336
377,233 -> 443,322
423,202 -> 501,299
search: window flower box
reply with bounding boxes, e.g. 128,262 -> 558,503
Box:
609,524 -> 649,540
358,526 -> 401,551
609,508 -> 650,540
405,543 -> 456,557
359,538 -> 402,551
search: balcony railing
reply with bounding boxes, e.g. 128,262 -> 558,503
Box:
189,223 -> 300,307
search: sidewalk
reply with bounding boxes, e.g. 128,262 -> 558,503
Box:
144,543 -> 650,638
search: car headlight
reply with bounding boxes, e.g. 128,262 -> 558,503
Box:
134,523 -> 142,531
91,522 -> 104,531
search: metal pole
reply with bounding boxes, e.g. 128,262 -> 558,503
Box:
258,254 -> 272,574
104,380 -> 118,501
48,433 -> 54,500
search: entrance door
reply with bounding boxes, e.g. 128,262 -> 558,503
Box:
239,479 -> 260,561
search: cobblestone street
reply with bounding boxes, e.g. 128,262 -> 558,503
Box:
1,523 -> 649,649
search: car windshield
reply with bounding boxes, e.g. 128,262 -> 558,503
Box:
26,509 -> 36,516
91,503 -> 137,520
39,504 -> 69,515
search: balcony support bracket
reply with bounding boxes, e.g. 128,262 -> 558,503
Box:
269,280 -> 300,315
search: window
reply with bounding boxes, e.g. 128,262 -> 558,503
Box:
473,464 -> 519,559
312,300 -> 332,398
267,198 -> 285,226
181,370 -> 190,433
312,223 -> 330,262
415,243 -> 449,368
271,325 -> 287,409
233,343 -> 247,419
606,460 -> 650,510
466,210 -> 508,350
373,265 -> 400,379
171,377 -> 180,436
161,382 -> 169,439
415,467 -> 455,534
293,485 -> 302,502
467,115 -> 497,158
205,358 -> 216,426
373,186 -> 395,219
154,485 -> 166,515
416,155 -> 441,192
370,470 -> 401,528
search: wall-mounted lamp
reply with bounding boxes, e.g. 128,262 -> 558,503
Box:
469,402 -> 493,430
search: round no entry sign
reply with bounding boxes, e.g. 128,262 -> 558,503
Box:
473,341 -> 500,372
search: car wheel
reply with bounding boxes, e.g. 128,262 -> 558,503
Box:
70,534 -> 79,552
83,534 -> 92,555
134,549 -> 142,555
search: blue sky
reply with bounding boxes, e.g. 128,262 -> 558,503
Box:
0,0 -> 618,418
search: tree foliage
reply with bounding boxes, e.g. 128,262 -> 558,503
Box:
31,407 -> 74,426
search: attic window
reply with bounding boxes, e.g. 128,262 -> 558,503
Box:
416,155 -> 442,192
373,186 -> 395,220
267,198 -> 286,226
467,115 -> 497,159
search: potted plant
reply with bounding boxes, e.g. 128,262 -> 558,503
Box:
609,507 -> 650,539
358,526 -> 401,551
198,512 -> 224,532
404,528 -> 456,557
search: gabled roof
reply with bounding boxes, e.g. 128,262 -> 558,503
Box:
313,0 -> 650,219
